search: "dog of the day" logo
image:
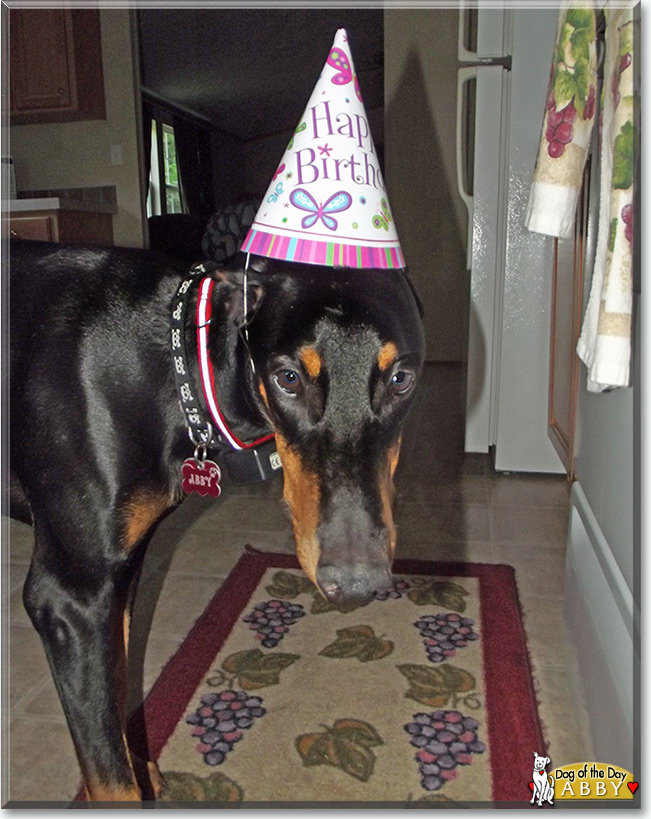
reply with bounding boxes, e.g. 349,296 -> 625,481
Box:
529,756 -> 638,803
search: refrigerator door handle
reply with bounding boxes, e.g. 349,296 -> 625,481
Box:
456,66 -> 476,270
458,0 -> 477,62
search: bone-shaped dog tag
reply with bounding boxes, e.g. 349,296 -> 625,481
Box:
181,458 -> 222,498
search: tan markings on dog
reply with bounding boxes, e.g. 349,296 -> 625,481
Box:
300,346 -> 322,378
378,341 -> 398,372
146,761 -> 166,800
130,753 -> 167,801
379,437 -> 402,560
258,380 -> 269,409
115,608 -> 131,724
121,490 -> 171,552
275,434 -> 321,585
85,782 -> 142,803
123,608 -> 130,656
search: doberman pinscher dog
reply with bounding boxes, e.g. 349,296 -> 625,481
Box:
9,239 -> 425,802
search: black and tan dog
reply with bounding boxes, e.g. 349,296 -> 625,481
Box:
9,239 -> 425,802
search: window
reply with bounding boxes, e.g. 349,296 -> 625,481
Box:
147,118 -> 184,217
143,97 -> 215,222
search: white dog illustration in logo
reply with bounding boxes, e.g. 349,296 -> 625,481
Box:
531,751 -> 554,806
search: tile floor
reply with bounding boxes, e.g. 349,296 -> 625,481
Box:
3,363 -> 594,804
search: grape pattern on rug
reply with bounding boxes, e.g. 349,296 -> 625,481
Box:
415,613 -> 479,663
186,690 -> 266,766
243,599 -> 306,647
405,709 -> 486,792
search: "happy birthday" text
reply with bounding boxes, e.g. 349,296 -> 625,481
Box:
294,100 -> 385,191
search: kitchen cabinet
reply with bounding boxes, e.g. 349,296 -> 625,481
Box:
548,160 -> 591,479
3,198 -> 115,245
10,9 -> 106,125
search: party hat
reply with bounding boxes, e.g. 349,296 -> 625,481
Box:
242,28 -> 404,270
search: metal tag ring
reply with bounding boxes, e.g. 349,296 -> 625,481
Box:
188,422 -> 213,449
193,443 -> 209,467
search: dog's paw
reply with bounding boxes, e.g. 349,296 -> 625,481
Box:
147,760 -> 166,800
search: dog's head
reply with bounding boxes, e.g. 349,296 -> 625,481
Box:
533,752 -> 550,771
224,258 -> 425,610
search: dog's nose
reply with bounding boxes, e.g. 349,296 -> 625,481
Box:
316,563 -> 393,611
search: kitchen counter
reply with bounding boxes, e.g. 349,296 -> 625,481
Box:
5,196 -> 117,215
3,188 -> 116,244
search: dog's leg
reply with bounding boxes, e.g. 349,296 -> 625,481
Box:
121,569 -> 166,801
23,518 -> 143,803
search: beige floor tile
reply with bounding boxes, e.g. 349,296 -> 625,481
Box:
20,677 -> 66,722
8,717 -> 80,804
8,625 -> 52,713
535,668 -> 595,768
519,596 -> 566,671
494,544 -> 566,599
149,525 -> 284,578
9,561 -> 30,592
7,518 -> 34,563
400,452 -> 491,481
167,493 -> 290,535
9,583 -> 31,627
395,539 -> 496,565
272,531 -> 304,559
489,474 -> 571,508
399,477 -> 490,506
491,505 -> 568,547
396,502 -> 491,543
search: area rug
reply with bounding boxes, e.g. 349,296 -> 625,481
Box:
133,549 -> 544,806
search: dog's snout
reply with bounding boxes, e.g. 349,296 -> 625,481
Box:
319,579 -> 345,607
316,563 -> 393,611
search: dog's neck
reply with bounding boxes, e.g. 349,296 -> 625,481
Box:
188,280 -> 272,446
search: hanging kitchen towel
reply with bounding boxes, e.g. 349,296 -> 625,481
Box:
525,5 -> 598,239
576,6 -> 636,392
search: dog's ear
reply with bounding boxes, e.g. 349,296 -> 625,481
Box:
245,255 -> 269,275
214,269 -> 266,328
400,269 -> 424,319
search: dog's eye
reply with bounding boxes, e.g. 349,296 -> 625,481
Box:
275,369 -> 301,395
390,370 -> 415,397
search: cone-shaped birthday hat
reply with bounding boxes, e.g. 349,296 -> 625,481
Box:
242,28 -> 404,269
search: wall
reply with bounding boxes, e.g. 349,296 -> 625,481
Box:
565,336 -> 637,767
384,9 -> 469,362
211,130 -> 244,208
242,130 -> 291,199
574,382 -> 635,588
572,98 -> 637,597
10,10 -> 144,247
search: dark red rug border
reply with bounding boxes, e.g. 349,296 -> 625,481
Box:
129,550 -> 543,803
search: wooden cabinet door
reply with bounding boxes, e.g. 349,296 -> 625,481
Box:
3,215 -> 56,242
10,9 -> 77,113
9,9 -> 104,125
548,160 -> 591,479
